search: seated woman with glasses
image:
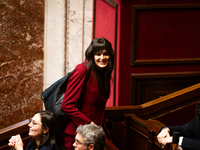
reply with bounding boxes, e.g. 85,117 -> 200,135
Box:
73,124 -> 106,150
8,110 -> 63,150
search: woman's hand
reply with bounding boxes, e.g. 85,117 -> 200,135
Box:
8,134 -> 23,150
8,135 -> 16,150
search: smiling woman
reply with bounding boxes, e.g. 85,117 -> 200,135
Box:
28,113 -> 47,145
8,110 -> 63,150
61,37 -> 114,150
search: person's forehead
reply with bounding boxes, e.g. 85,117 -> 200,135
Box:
76,133 -> 84,142
95,49 -> 107,53
32,113 -> 41,122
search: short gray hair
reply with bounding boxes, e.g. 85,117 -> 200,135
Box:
76,124 -> 106,150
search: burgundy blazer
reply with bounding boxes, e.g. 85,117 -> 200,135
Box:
61,60 -> 107,135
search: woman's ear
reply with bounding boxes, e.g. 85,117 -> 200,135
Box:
88,144 -> 94,150
43,126 -> 49,134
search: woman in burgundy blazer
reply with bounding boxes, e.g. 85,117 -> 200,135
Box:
61,37 -> 114,150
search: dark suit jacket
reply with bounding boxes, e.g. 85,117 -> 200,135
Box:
26,141 -> 61,150
168,117 -> 200,150
61,60 -> 107,136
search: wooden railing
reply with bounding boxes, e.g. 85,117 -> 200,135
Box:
105,83 -> 200,150
105,82 -> 200,120
0,119 -> 29,150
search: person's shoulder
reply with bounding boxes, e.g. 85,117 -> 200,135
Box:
194,116 -> 200,123
76,63 -> 87,69
73,61 -> 88,74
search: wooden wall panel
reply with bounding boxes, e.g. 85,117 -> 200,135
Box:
131,4 -> 200,65
130,72 -> 200,105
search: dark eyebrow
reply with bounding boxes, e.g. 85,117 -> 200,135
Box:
32,119 -> 41,124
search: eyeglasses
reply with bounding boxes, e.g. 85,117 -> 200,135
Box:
74,138 -> 87,146
29,118 -> 43,126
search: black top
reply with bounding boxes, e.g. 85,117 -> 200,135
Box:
26,141 -> 62,150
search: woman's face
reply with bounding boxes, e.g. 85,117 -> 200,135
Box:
28,113 -> 44,140
94,49 -> 110,70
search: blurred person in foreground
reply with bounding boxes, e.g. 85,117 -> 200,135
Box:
73,124 -> 106,150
